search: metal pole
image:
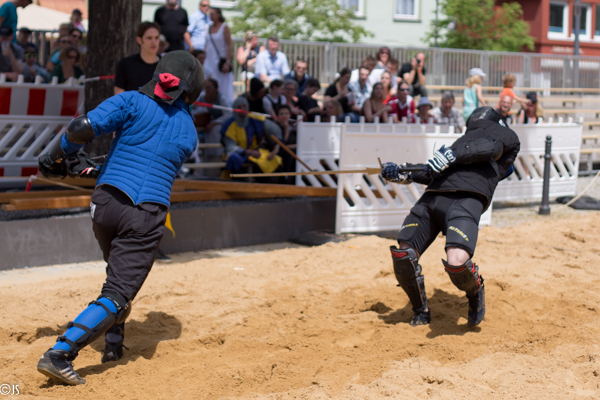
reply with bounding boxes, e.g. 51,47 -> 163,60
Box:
539,135 -> 553,215
573,0 -> 581,89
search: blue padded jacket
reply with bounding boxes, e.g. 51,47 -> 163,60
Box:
64,91 -> 197,207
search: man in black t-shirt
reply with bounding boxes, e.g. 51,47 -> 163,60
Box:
114,22 -> 161,94
153,0 -> 192,52
297,78 -> 321,122
399,52 -> 427,97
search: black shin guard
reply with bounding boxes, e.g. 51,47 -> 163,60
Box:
443,259 -> 482,296
390,246 -> 428,314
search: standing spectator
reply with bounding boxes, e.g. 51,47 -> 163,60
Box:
463,67 -> 487,121
282,79 -> 304,119
0,0 -> 31,43
389,80 -> 415,123
46,34 -> 70,72
431,91 -> 465,130
50,46 -> 83,84
22,43 -> 50,83
0,27 -> 22,81
71,9 -> 86,33
237,31 -> 264,83
154,0 -> 192,52
322,99 -> 343,122
415,97 -> 434,123
375,46 -> 391,69
192,78 -> 231,161
187,0 -> 211,51
114,22 -> 160,95
380,71 -> 394,104
399,52 -> 427,97
498,73 -> 530,109
297,78 -> 321,122
517,92 -> 544,124
16,27 -> 31,47
255,36 -> 290,84
262,79 -> 286,117
242,77 -> 267,113
496,94 -> 513,125
363,82 -> 391,123
204,7 -> 233,103
284,58 -> 311,96
348,66 -> 372,111
323,67 -> 359,122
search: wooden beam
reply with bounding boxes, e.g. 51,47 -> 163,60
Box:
31,176 -> 97,188
176,179 -> 337,197
0,190 -> 92,204
170,190 -> 290,203
2,195 -> 92,211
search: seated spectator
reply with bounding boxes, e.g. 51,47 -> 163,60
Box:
275,104 -> 297,182
517,92 -> 543,124
388,80 -> 415,123
415,97 -> 433,124
114,21 -> 160,94
50,46 -> 83,84
297,78 -> 321,122
263,79 -> 286,117
69,28 -> 82,47
370,57 -> 399,88
71,8 -> 86,33
322,99 -> 343,122
375,46 -> 391,69
237,31 -> 264,82
22,43 -> 50,83
16,27 -> 31,48
243,77 -> 267,113
192,49 -> 206,65
348,66 -> 372,111
255,35 -> 290,84
399,52 -> 427,97
323,67 -> 359,122
50,23 -> 74,53
496,94 -> 513,125
431,91 -> 464,130
0,27 -> 22,81
192,78 -> 231,161
46,34 -> 70,72
284,58 -> 311,97
222,97 -> 282,177
498,73 -> 530,109
283,79 -> 305,119
381,71 -> 394,104
350,55 -> 376,85
363,82 -> 391,123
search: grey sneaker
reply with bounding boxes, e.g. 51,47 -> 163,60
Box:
156,249 -> 172,263
37,349 -> 85,386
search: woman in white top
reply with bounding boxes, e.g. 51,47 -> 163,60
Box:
205,8 -> 234,103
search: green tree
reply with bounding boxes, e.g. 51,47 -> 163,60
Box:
230,0 -> 372,43
425,0 -> 535,52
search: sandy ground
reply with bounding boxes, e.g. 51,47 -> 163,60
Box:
2,199 -> 600,399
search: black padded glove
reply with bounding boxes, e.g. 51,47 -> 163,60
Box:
66,150 -> 101,179
38,154 -> 68,179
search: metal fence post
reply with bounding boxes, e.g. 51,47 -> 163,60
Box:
481,51 -> 490,83
433,48 -> 443,86
563,57 -> 571,89
539,135 -> 552,215
523,53 -> 531,88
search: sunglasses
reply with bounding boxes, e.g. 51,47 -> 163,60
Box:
24,53 -> 36,58
67,55 -> 78,60
71,34 -> 81,39
400,88 -> 410,92
59,40 -> 70,44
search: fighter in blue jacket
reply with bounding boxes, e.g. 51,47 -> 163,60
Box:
35,51 -> 204,386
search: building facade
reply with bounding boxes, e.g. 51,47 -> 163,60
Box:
142,0 -> 437,47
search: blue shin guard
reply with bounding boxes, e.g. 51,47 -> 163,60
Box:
53,296 -> 125,358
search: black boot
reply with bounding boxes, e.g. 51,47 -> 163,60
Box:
102,322 -> 128,363
37,348 -> 85,385
467,278 -> 485,327
410,308 -> 432,326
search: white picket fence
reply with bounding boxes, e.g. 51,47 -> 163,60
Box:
296,118 -> 582,234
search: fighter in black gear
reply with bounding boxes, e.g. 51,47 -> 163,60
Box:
381,107 -> 520,327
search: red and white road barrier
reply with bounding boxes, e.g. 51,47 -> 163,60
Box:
82,75 -> 115,83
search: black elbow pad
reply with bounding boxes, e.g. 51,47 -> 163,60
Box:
65,115 -> 95,144
492,140 -> 503,161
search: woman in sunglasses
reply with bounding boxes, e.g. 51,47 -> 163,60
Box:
22,44 -> 50,83
50,46 -> 83,84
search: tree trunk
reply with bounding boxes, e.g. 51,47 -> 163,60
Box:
84,0 -> 142,157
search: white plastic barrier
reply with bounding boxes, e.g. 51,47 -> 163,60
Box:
0,116 -> 69,177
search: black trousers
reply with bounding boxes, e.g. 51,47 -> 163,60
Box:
397,191 -> 485,257
90,185 -> 168,302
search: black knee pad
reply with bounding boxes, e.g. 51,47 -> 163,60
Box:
443,259 -> 482,296
390,246 -> 428,312
102,291 -> 131,323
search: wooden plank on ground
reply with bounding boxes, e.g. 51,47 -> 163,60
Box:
0,190 -> 91,204
170,190 -> 289,203
2,195 -> 92,211
31,176 -> 97,188
176,179 -> 337,197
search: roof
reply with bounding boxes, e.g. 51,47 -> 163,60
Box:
16,4 -> 88,31
37,0 -> 87,19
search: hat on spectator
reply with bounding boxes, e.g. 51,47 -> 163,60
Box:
19,27 -> 32,35
526,91 -> 537,103
139,50 -> 205,106
417,97 -> 432,109
249,77 -> 264,97
469,67 -> 486,78
0,27 -> 13,37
